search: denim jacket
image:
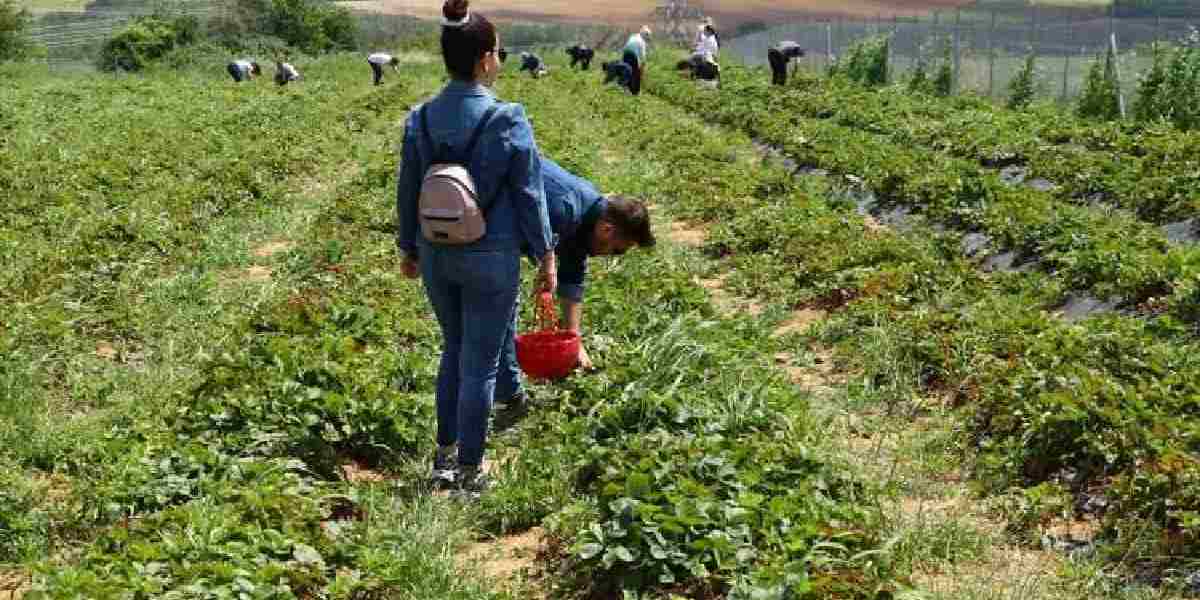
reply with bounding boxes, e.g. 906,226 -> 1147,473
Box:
396,80 -> 553,262
543,158 -> 606,304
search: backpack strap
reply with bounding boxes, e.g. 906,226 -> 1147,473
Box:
419,102 -> 501,163
461,104 -> 500,162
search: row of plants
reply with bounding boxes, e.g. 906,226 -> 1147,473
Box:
751,48 -> 1200,225
2,54 -> 524,598
1,51 -> 919,599
643,53 -> 1200,584
648,55 -> 1200,318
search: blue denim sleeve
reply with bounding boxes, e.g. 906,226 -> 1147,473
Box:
396,113 -> 421,258
504,105 -> 552,262
556,248 -> 587,303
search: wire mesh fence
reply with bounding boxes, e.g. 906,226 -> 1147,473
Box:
725,2 -> 1200,103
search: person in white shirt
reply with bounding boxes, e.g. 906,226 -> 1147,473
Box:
274,61 -> 300,86
621,26 -> 651,95
226,59 -> 260,83
367,52 -> 400,85
693,18 -> 719,59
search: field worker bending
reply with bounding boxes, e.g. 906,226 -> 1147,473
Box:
768,41 -> 806,86
494,157 -> 656,417
602,60 -> 633,91
566,44 -> 594,70
397,0 -> 556,497
368,52 -> 400,85
621,26 -> 651,95
274,61 -> 300,86
226,59 -> 260,83
519,52 -> 548,78
677,53 -> 720,83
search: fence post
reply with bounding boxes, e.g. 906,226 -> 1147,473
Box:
988,9 -> 996,98
1111,32 -> 1126,118
1062,15 -> 1072,102
826,20 -> 833,67
952,8 -> 961,93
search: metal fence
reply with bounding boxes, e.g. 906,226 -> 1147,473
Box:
726,3 -> 1200,103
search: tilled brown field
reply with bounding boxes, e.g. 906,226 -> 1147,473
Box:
338,0 -> 973,28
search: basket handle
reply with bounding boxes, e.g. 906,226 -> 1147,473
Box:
534,291 -> 559,332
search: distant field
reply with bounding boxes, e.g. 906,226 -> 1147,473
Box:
19,0 -> 88,13
338,0 -> 977,28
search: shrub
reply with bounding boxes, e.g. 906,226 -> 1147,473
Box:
829,35 -> 890,87
1133,31 -> 1200,130
1007,53 -> 1037,110
0,0 -> 31,62
1077,45 -> 1122,120
97,15 -> 200,71
933,40 -> 953,97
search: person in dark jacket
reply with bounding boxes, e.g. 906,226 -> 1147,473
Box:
519,52 -> 548,78
768,41 -> 805,86
227,59 -> 261,82
603,60 -> 633,91
676,53 -> 720,83
566,44 -> 594,70
493,158 -> 655,420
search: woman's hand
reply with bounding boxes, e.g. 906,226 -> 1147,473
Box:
537,253 -> 557,296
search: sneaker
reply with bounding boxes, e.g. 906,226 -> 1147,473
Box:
452,464 -> 490,500
430,445 -> 457,489
493,391 -> 530,433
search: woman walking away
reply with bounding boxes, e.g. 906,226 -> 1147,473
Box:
274,61 -> 300,86
397,0 -> 556,499
768,41 -> 805,86
227,59 -> 260,83
622,26 -> 651,95
368,52 -> 400,85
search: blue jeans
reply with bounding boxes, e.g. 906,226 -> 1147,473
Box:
419,245 -> 521,466
496,302 -> 522,402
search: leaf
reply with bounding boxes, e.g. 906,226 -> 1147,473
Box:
578,543 -> 604,560
292,542 -> 323,565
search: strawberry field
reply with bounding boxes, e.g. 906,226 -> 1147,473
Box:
1,42 -> 1199,600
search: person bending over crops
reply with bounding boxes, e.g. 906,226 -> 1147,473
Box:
519,52 -> 548,78
498,47 -> 508,63
274,61 -> 300,86
768,41 -> 805,86
602,60 -> 633,91
396,0 -> 556,498
494,158 -> 655,418
677,53 -> 720,83
622,26 -> 651,95
368,52 -> 400,85
227,59 -> 260,83
566,44 -> 594,70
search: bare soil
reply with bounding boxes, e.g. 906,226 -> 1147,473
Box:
461,527 -> 546,588
339,0 -> 973,29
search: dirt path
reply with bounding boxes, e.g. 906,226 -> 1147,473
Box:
662,208 -> 1087,598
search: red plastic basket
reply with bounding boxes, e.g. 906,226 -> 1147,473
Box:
515,291 -> 580,380
516,330 -> 581,380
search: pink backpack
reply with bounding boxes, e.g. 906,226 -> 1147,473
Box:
417,103 -> 500,245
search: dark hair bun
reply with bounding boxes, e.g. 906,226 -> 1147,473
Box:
443,0 -> 469,21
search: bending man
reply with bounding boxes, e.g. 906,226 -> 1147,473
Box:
768,41 -> 805,86
496,158 -> 656,413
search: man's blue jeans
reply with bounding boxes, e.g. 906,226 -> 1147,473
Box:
419,245 -> 520,467
496,302 -> 523,403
